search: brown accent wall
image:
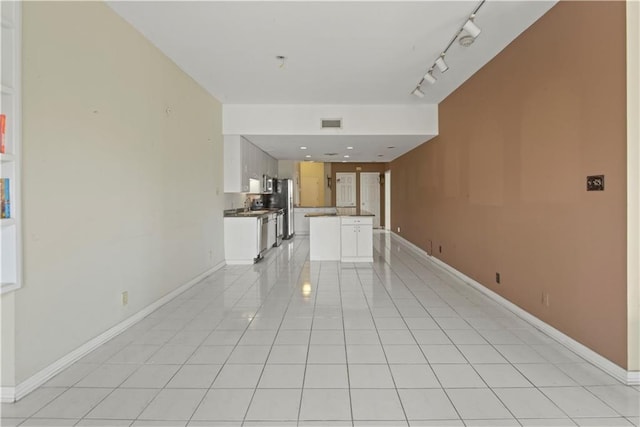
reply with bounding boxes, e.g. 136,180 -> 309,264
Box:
331,163 -> 388,226
391,2 -> 628,367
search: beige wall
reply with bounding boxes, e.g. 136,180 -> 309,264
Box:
391,2 -> 628,368
299,162 -> 325,207
5,1 -> 224,384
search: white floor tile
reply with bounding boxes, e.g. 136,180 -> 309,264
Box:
556,363 -> 621,386
187,346 -> 234,364
75,364 -> 139,388
473,364 -> 533,388
1,388 -> 67,418
378,330 -> 416,345
191,389 -> 254,421
203,331 -> 244,346
307,345 -> 347,364
267,345 -> 309,364
445,388 -> 512,419
346,345 -> 387,364
540,387 -> 619,418
457,345 -> 507,364
463,419 -> 520,426
412,330 -> 452,345
310,330 -> 345,345
383,345 -> 426,364
76,419 -> 133,426
494,345 -> 547,364
518,418 -> 577,426
258,364 -> 305,388
587,385 -> 640,416
274,330 -> 311,345
120,364 -> 180,388
515,363 -> 580,387
146,345 -> 198,365
493,387 -> 565,418
212,364 -> 264,388
390,364 -> 440,388
404,317 -> 440,330
445,330 -> 487,345
245,388 -> 301,421
304,364 -> 349,388
238,330 -> 277,346
84,388 -> 159,420
432,364 -> 486,388
106,345 -> 160,364
348,364 -> 395,389
166,364 -> 222,388
419,345 -> 466,364
350,389 -> 405,420
226,345 -> 271,364
44,363 -> 99,387
299,388 -> 351,421
398,388 -> 458,420
19,419 -> 78,426
572,418 -> 634,426
138,388 -> 205,420
34,388 -> 113,419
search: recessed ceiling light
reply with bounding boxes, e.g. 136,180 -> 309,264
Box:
344,155 -> 350,158
347,146 -> 353,150
342,160 -> 347,163
305,154 -> 311,158
300,146 -> 307,150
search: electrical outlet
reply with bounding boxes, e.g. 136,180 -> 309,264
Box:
397,226 -> 401,233
439,245 -> 442,253
496,272 -> 501,284
545,293 -> 550,307
541,291 -> 545,304
121,291 -> 128,306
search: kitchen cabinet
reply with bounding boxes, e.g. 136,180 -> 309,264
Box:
341,217 -> 373,262
293,207 -> 337,235
224,135 -> 278,193
224,216 -> 261,264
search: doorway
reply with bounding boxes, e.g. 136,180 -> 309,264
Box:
360,172 -> 381,228
336,172 -> 356,207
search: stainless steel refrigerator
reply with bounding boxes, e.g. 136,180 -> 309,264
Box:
268,179 -> 294,240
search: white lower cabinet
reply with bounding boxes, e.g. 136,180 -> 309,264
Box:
224,217 -> 260,264
341,217 -> 373,262
267,213 -> 276,248
309,216 -> 341,261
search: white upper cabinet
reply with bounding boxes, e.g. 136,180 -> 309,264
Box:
224,136 -> 277,193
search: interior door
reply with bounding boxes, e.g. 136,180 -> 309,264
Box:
360,172 -> 380,228
336,173 -> 356,207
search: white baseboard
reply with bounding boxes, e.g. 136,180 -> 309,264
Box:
1,261 -> 225,403
225,260 -> 254,265
390,232 -> 637,386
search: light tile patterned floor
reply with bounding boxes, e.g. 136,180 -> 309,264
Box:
2,233 -> 639,426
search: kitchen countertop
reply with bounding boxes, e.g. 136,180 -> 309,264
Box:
224,208 -> 283,218
305,207 -> 374,217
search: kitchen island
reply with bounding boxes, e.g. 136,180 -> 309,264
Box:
307,208 -> 374,262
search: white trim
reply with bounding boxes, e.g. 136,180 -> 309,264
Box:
225,260 -> 255,265
390,232 -> 637,386
1,262 -> 225,403
1,387 -> 15,403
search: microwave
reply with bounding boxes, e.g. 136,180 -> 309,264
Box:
262,175 -> 273,194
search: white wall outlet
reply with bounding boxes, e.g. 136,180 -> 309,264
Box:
121,291 -> 129,306
397,226 -> 401,233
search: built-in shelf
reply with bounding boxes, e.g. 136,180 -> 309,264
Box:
1,1 -> 21,294
0,153 -> 15,162
1,218 -> 16,227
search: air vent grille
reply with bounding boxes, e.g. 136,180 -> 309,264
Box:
324,152 -> 338,156
321,119 -> 342,129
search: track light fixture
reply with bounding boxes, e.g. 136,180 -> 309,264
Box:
463,16 -> 482,38
423,71 -> 436,84
410,0 -> 485,98
435,55 -> 449,73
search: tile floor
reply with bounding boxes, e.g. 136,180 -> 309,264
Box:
2,233 -> 639,427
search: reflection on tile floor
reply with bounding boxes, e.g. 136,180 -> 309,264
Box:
2,233 -> 639,426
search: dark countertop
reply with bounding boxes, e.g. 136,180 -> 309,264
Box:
224,208 -> 283,218
306,207 -> 374,217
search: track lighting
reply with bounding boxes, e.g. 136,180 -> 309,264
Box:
435,55 -> 449,73
463,18 -> 481,38
412,87 -> 425,98
410,0 -> 485,98
423,71 -> 436,84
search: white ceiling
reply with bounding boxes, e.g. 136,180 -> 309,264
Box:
108,0 -> 556,161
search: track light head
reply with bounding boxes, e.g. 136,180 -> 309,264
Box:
411,87 -> 425,98
423,71 -> 436,84
435,55 -> 449,73
463,18 -> 481,38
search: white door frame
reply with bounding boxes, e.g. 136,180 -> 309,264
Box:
385,170 -> 391,230
336,172 -> 356,207
360,172 -> 381,228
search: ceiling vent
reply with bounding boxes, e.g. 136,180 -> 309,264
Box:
324,152 -> 338,156
321,118 -> 342,129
